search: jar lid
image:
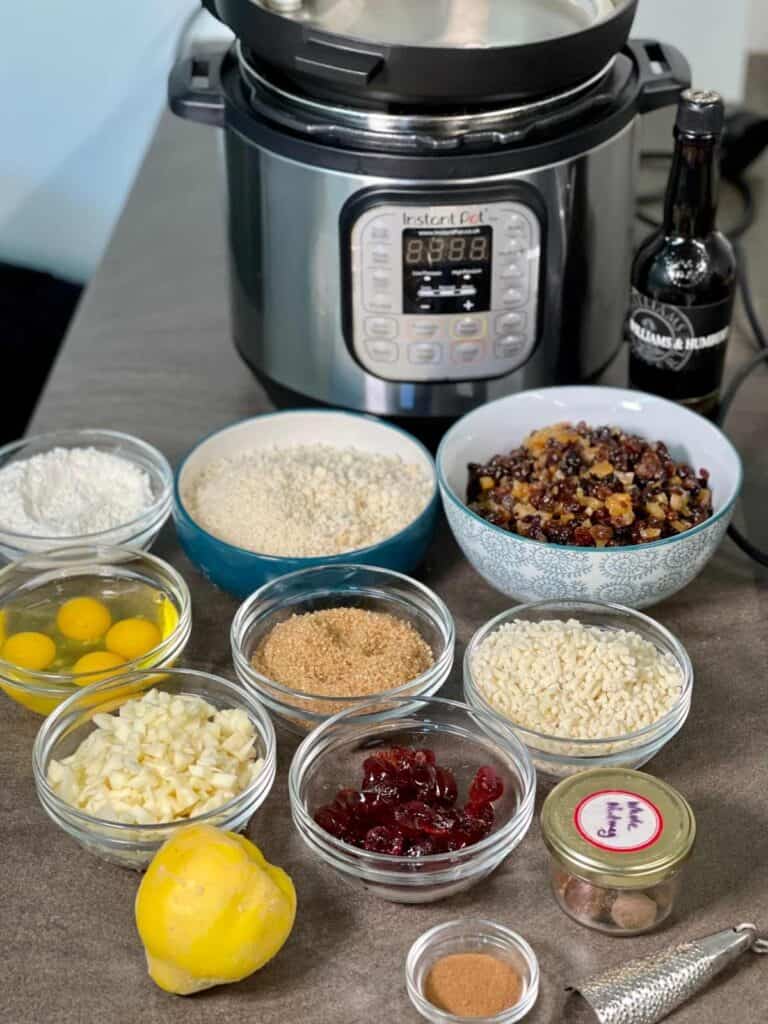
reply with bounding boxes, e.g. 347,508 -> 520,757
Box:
540,768 -> 696,889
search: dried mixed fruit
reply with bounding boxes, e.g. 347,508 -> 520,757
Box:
467,421 -> 713,547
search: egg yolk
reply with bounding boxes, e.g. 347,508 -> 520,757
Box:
57,597 -> 112,643
72,650 -> 127,686
2,631 -> 57,671
106,618 -> 162,660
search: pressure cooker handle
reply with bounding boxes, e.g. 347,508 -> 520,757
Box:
294,38 -> 384,88
169,48 -> 226,127
632,40 -> 692,114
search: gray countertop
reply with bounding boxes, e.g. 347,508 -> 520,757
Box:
3,68 -> 768,1023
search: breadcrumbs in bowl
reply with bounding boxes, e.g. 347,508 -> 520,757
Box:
463,600 -> 693,780
174,410 -> 439,597
231,565 -> 455,734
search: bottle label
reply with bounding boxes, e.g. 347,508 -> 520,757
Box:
574,789 -> 664,853
628,289 -> 732,374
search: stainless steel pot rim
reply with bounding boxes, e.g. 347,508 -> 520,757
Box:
237,42 -> 616,139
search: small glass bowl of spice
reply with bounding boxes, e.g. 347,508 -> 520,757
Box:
231,564 -> 455,733
540,767 -> 696,936
406,919 -> 539,1023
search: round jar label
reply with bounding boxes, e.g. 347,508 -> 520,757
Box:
574,789 -> 664,853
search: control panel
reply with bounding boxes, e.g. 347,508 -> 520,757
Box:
347,198 -> 541,382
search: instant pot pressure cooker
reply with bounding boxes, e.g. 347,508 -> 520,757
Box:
171,0 -> 690,419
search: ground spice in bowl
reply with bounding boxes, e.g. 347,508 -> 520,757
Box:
424,952 -> 523,1018
251,607 -> 434,698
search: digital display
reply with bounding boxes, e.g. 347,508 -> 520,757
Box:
402,226 -> 493,315
404,233 -> 490,265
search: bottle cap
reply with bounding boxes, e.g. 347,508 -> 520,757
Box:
676,88 -> 725,137
540,768 -> 696,889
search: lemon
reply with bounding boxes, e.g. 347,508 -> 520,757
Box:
135,825 -> 296,995
106,618 -> 162,660
72,650 -> 127,686
57,597 -> 112,643
2,631 -> 57,671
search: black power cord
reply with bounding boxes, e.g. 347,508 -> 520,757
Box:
638,113 -> 768,567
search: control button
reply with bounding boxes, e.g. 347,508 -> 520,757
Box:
499,240 -> 528,256
369,218 -> 392,242
365,340 -> 398,363
502,287 -> 526,308
409,320 -> 441,340
452,340 -> 485,365
365,317 -> 398,340
409,342 -> 443,365
368,293 -> 395,312
453,317 -> 485,339
371,246 -> 392,264
496,312 -> 527,333
507,213 -> 525,230
371,270 -> 392,289
495,334 -> 527,358
501,258 -> 526,280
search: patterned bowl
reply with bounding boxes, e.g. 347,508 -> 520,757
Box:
436,386 -> 742,609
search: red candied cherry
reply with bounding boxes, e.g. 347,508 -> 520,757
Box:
377,747 -> 417,772
393,800 -> 436,838
406,837 -> 436,857
332,788 -> 368,814
413,748 -> 436,766
361,757 -> 401,803
441,833 -> 470,852
315,805 -> 357,842
420,808 -> 461,837
363,826 -> 406,855
469,766 -> 504,806
457,805 -> 495,843
433,766 -> 458,806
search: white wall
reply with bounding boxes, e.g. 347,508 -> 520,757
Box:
634,0 -> 750,101
748,0 -> 768,52
0,1 -> 196,283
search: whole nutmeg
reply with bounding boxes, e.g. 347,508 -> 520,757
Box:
552,867 -> 572,895
563,877 -> 609,921
610,891 -> 659,932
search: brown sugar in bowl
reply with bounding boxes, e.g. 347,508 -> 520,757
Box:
231,564 -> 455,734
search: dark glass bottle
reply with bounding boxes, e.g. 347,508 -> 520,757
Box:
628,89 -> 736,417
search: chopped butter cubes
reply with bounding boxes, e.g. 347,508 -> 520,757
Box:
47,688 -> 264,825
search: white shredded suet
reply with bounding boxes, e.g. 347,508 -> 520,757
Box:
471,618 -> 683,740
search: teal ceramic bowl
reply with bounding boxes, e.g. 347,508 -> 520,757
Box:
173,410 -> 439,597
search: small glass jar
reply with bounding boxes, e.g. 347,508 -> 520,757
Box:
541,767 -> 696,936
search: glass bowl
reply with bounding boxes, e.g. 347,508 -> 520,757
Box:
32,668 -> 277,869
0,429 -> 173,560
231,564 -> 455,734
0,545 -> 191,715
288,696 -> 536,904
463,599 -> 693,781
406,919 -> 540,1024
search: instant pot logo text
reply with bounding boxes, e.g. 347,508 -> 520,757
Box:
402,210 -> 485,227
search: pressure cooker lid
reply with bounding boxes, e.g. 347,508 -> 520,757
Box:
259,0 -> 619,49
202,0 -> 639,108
